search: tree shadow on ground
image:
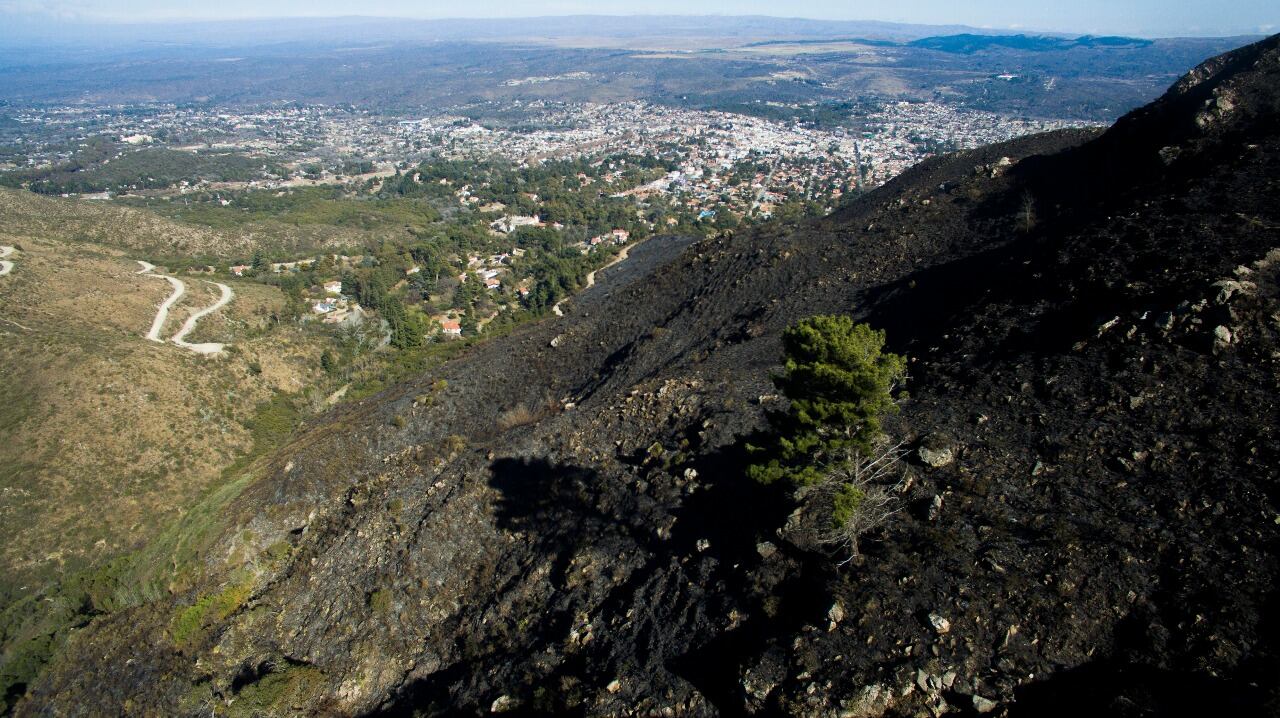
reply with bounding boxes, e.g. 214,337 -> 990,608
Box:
369,442 -> 833,716
664,437 -> 835,716
1008,660 -> 1269,718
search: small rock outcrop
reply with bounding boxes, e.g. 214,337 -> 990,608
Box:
917,432 -> 956,467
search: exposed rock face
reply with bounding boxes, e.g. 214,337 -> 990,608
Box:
19,35 -> 1280,717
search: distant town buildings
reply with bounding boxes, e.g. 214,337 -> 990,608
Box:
6,100 -> 1090,216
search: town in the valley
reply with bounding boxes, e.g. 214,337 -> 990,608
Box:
0,99 -> 1090,341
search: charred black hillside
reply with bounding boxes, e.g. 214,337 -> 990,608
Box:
21,35 -> 1280,718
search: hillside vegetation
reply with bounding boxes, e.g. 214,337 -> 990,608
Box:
0,189 -> 354,261
0,216 -> 340,708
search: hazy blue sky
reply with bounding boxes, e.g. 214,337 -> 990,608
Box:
0,0 -> 1275,37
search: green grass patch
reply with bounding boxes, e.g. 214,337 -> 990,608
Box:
346,337 -> 476,402
0,392 -> 303,710
170,577 -> 254,649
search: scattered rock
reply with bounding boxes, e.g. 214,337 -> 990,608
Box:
839,683 -> 895,718
918,433 -> 955,468
828,602 -> 845,626
742,652 -> 786,705
606,679 -> 622,694
929,614 -> 951,635
928,494 -> 944,521
916,669 -> 943,693
972,695 -> 998,714
1213,325 -> 1235,353
1096,315 -> 1121,337
1213,279 -> 1256,304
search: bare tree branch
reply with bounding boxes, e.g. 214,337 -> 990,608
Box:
807,440 -> 908,562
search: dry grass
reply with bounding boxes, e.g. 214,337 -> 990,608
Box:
495,403 -> 540,431
0,231 -> 328,600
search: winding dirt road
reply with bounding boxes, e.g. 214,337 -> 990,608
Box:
136,260 -> 234,354
137,260 -> 186,343
552,242 -> 636,317
0,245 -> 14,276
172,281 -> 234,355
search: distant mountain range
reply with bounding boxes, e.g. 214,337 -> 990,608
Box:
0,14 -> 1222,53
742,33 -> 1157,54
909,33 -> 1155,54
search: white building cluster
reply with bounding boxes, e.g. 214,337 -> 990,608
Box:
3,99 -> 1091,212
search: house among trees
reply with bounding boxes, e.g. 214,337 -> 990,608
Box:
489,215 -> 542,234
590,228 -> 632,246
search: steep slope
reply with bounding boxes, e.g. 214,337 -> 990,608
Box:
19,35 -> 1280,717
0,230 -> 330,712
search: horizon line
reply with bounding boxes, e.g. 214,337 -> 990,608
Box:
1,13 -> 1271,42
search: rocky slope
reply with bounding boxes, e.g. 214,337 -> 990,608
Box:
16,35 -> 1280,717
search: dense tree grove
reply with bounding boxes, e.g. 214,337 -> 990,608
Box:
1,139 -> 283,195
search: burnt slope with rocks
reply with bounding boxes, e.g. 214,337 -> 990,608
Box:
18,35 -> 1280,718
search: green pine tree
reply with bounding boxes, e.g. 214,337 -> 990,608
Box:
749,316 -> 906,486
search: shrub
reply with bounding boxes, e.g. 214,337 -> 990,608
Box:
227,663 -> 324,717
170,578 -> 253,648
368,589 -> 392,615
265,540 -> 292,562
496,404 -> 538,431
443,434 -> 467,455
